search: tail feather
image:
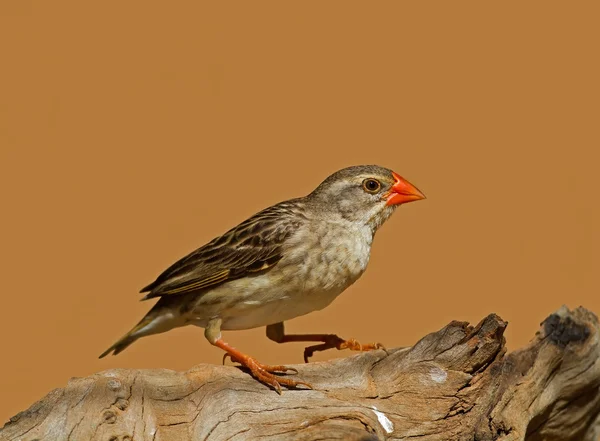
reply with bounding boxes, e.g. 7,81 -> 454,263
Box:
99,317 -> 153,358
99,297 -> 178,358
99,336 -> 137,358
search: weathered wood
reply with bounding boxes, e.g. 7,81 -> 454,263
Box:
2,306 -> 599,441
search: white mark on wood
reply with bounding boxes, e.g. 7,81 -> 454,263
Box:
430,366 -> 447,383
371,406 -> 393,434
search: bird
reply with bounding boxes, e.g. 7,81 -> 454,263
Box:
100,165 -> 426,393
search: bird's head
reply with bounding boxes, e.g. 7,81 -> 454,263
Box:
308,165 -> 426,232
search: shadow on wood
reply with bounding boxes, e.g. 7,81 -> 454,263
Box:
2,306 -> 599,441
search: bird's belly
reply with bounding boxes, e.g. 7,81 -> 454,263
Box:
220,287 -> 342,330
188,269 -> 360,330
190,276 -> 347,330
188,227 -> 372,330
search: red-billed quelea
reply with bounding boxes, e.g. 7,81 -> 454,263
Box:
100,165 -> 425,392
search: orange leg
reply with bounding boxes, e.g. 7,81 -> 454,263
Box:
215,339 -> 312,394
266,322 -> 386,363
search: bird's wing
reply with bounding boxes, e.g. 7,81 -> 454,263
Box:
140,201 -> 304,299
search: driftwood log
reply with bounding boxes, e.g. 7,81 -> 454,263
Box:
2,306 -> 599,441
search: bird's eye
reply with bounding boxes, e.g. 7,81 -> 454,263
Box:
362,178 -> 381,193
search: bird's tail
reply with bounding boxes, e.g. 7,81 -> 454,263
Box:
99,335 -> 136,358
99,316 -> 154,358
99,296 -> 181,358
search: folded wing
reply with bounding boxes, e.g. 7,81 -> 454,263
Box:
140,201 -> 303,300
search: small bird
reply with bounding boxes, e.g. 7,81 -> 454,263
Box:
100,165 -> 425,392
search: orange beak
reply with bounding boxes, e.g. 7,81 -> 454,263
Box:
385,172 -> 426,206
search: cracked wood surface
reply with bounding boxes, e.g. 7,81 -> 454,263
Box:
2,306 -> 599,441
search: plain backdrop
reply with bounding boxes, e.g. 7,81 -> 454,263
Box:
1,1 -> 599,423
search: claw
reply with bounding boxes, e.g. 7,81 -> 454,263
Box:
241,356 -> 312,393
376,343 -> 391,356
214,339 -> 311,393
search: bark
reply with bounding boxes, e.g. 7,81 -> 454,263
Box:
2,306 -> 599,441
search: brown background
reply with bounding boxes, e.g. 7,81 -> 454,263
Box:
1,1 -> 598,423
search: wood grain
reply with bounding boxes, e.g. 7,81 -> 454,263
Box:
2,307 -> 599,441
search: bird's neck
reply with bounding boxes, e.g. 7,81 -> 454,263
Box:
323,215 -> 375,246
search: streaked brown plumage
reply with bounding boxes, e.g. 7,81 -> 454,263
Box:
100,165 -> 425,392
139,200 -> 304,299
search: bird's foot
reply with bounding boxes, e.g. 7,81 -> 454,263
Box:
222,353 -> 311,394
338,338 -> 386,352
304,336 -> 386,362
223,353 -> 298,373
